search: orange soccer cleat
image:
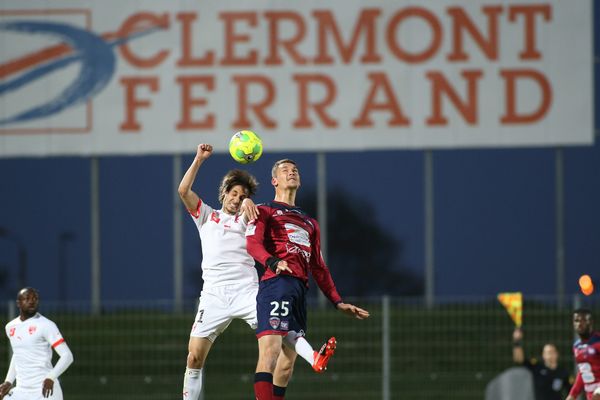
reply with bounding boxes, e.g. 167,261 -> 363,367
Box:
312,337 -> 337,373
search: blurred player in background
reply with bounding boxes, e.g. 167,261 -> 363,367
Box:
511,327 -> 571,399
567,309 -> 600,400
247,159 -> 370,400
178,143 -> 260,400
0,288 -> 74,400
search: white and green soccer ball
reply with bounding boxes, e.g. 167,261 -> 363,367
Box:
228,130 -> 263,164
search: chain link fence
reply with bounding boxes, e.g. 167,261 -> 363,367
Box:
1,295 -> 598,400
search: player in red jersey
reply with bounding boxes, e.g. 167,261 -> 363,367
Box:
567,309 -> 600,400
246,159 -> 370,400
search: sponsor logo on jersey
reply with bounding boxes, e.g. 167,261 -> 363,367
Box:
280,320 -> 289,330
269,317 -> 280,329
210,212 -> 220,223
28,326 -> 36,335
9,327 -> 15,337
285,223 -> 310,247
286,243 -> 311,262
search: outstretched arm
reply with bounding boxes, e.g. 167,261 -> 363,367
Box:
336,302 -> 370,319
43,342 -> 74,398
178,144 -> 213,212
309,219 -> 369,319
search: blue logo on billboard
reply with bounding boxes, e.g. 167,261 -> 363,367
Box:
0,20 -> 160,126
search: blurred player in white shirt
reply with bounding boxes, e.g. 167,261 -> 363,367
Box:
0,288 -> 73,400
178,144 -> 260,400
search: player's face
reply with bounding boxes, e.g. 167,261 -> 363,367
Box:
573,313 -> 593,336
272,163 -> 300,190
17,289 -> 39,317
223,184 -> 248,215
542,344 -> 558,366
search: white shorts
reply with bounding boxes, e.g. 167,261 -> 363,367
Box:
190,283 -> 258,342
8,382 -> 63,400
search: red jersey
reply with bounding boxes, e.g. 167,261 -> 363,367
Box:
569,332 -> 600,400
246,201 -> 342,305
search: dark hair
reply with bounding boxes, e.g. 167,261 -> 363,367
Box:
573,308 -> 593,318
271,159 -> 297,178
218,169 -> 258,204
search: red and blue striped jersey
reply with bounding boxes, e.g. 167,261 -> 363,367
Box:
246,201 -> 342,305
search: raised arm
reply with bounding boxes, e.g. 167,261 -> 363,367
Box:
178,144 -> 213,212
512,328 -> 525,364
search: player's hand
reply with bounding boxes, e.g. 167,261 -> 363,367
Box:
0,381 -> 12,399
241,198 -> 259,221
275,260 -> 292,275
42,378 -> 54,398
336,302 -> 370,320
195,144 -> 213,161
566,396 -> 576,400
513,327 -> 523,341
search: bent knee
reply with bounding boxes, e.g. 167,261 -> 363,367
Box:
277,362 -> 294,379
187,351 -> 205,369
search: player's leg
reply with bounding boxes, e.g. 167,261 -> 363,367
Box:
255,276 -> 303,400
592,387 -> 600,400
183,337 -> 213,400
255,334 -> 284,400
272,344 -> 297,400
282,331 -> 337,373
282,331 -> 313,365
183,288 -> 231,400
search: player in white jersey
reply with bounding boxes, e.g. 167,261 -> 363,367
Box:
0,288 -> 73,400
178,143 -> 260,400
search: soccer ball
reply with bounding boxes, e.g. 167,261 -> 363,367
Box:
229,130 -> 263,164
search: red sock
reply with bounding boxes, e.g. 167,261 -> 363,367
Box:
254,372 -> 273,400
273,384 -> 287,400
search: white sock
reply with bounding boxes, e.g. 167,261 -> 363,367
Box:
283,331 -> 314,365
183,367 -> 203,400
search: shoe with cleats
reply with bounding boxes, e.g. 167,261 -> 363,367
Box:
312,337 -> 337,373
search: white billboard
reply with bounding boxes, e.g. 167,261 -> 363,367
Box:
0,0 -> 593,157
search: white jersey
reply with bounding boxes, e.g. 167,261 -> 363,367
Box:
191,200 -> 258,288
5,313 -> 65,391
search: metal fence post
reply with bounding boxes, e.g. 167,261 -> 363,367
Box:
382,295 -> 390,400
173,154 -> 183,313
